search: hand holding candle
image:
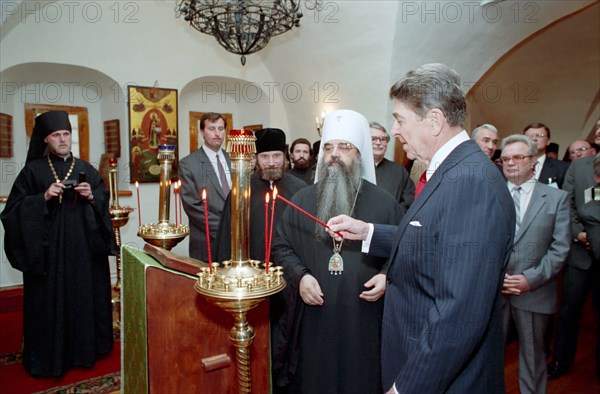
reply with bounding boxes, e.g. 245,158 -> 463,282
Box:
202,189 -> 213,273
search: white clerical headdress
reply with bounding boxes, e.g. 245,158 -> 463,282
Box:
314,109 -> 377,184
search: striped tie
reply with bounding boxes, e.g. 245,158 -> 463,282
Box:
512,186 -> 522,234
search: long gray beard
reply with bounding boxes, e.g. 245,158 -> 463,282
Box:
315,157 -> 362,241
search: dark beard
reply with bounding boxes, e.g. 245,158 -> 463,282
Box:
293,157 -> 309,169
315,157 -> 362,241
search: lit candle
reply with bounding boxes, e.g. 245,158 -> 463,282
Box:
135,181 -> 141,227
264,192 -> 269,262
178,180 -> 183,225
174,182 -> 179,226
202,189 -> 213,273
265,186 -> 278,273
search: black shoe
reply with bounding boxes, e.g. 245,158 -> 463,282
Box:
547,360 -> 569,380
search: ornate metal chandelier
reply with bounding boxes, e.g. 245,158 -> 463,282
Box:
175,0 -> 320,65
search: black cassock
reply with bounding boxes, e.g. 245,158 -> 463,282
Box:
215,172 -> 308,262
271,181 -> 403,394
1,154 -> 116,377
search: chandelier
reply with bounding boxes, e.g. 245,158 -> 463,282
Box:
175,0 -> 322,65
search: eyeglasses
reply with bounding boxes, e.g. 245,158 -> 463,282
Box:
322,143 -> 356,154
569,147 -> 592,155
500,155 -> 532,163
526,132 -> 546,139
371,136 -> 390,143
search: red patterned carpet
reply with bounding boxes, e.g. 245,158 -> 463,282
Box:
0,286 -> 120,394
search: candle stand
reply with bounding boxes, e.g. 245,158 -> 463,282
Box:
194,130 -> 285,393
138,145 -> 189,250
107,158 -> 134,331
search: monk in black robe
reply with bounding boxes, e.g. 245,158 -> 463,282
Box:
271,110 -> 403,393
1,111 -> 116,377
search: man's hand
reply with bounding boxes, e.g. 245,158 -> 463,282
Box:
299,275 -> 324,306
74,182 -> 94,201
502,273 -> 531,296
44,182 -> 65,201
359,273 -> 386,302
327,214 -> 370,242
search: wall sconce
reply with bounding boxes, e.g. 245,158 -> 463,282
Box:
315,110 -> 327,136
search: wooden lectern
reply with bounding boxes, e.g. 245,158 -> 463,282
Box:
121,246 -> 271,393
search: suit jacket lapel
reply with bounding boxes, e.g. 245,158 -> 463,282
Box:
514,183 -> 546,243
387,141 -> 476,263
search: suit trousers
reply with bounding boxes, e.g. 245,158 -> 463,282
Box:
553,261 -> 600,372
504,303 -> 550,394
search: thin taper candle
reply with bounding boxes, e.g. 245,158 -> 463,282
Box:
135,181 -> 141,227
202,189 -> 213,273
265,193 -> 270,264
174,183 -> 179,226
178,180 -> 183,225
265,187 -> 278,273
277,194 -> 344,239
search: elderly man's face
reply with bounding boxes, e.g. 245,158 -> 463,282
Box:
568,140 -> 595,161
322,139 -> 359,169
370,127 -> 389,162
524,127 -> 549,156
501,141 -> 536,185
475,128 -> 499,159
44,130 -> 72,158
391,100 -> 434,163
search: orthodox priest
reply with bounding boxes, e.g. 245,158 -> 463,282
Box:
1,111 -> 116,377
271,110 -> 403,393
215,128 -> 307,261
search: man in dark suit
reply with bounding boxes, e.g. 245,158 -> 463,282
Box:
179,112 -> 231,261
500,134 -> 570,393
548,152 -> 600,379
523,123 -> 569,188
328,63 -> 515,393
370,121 -> 415,213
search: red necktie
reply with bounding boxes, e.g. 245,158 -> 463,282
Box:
415,171 -> 427,198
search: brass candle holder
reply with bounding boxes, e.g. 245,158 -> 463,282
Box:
138,145 -> 189,250
108,158 -> 134,330
194,130 -> 286,393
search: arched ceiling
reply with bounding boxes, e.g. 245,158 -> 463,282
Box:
1,0 -> 598,148
468,1 -> 600,154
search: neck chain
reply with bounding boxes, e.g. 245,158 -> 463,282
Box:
48,154 -> 75,204
329,179 -> 362,275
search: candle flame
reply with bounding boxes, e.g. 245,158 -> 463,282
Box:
202,189 -> 207,200
273,186 -> 278,199
265,192 -> 269,204
135,181 -> 139,188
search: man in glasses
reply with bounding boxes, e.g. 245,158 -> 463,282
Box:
523,123 -> 569,188
271,109 -> 402,393
566,139 -> 596,162
499,134 -> 570,394
370,121 -> 415,213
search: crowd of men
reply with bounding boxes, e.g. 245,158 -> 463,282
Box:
3,64 -> 599,394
